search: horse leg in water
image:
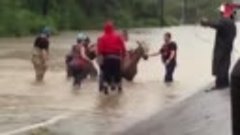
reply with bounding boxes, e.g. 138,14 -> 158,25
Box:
67,65 -> 73,78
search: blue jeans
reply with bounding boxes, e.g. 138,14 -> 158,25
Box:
165,62 -> 176,82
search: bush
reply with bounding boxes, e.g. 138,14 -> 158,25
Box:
0,0 -> 223,37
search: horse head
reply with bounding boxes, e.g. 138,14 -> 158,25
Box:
122,41 -> 149,81
135,40 -> 149,60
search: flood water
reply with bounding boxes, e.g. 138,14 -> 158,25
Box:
0,25 -> 239,135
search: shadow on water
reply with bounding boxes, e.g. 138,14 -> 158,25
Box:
97,93 -> 122,111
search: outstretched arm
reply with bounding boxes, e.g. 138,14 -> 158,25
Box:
148,52 -> 160,57
200,18 -> 222,30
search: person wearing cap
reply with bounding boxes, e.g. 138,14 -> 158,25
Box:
66,33 -> 97,79
66,33 -> 87,78
97,21 -> 126,94
32,28 -> 51,82
68,33 -> 92,88
201,3 -> 237,90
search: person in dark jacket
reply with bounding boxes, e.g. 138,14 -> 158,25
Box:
201,3 -> 237,90
97,21 -> 126,94
148,32 -> 178,83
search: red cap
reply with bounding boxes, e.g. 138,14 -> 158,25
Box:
219,3 -> 240,18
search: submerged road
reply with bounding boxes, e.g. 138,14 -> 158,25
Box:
120,89 -> 231,135
0,24 -> 239,135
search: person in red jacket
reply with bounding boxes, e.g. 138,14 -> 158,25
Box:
97,21 -> 126,94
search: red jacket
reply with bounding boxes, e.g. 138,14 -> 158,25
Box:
97,22 -> 126,57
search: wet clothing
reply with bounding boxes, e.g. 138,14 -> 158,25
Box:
32,35 -> 49,81
66,43 -> 97,80
97,22 -> 126,90
68,44 -> 88,86
203,17 -> 236,87
32,48 -> 48,81
98,22 -> 126,57
69,44 -> 88,70
160,42 -> 177,82
102,55 -> 122,86
165,61 -> 176,82
160,42 -> 177,64
34,35 -> 49,51
71,64 -> 85,87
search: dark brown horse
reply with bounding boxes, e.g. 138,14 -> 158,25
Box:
121,41 -> 148,81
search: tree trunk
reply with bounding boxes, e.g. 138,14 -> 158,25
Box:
42,0 -> 49,16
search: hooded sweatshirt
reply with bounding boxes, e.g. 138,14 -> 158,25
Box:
97,22 -> 126,57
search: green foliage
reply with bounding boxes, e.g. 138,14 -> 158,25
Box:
0,0 -> 223,37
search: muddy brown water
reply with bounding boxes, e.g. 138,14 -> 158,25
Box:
0,25 -> 239,135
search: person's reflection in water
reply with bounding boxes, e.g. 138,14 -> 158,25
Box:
93,93 -> 123,134
97,93 -> 122,111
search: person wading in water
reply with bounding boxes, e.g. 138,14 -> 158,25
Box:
69,33 -> 92,89
66,33 -> 97,79
148,32 -> 178,83
32,28 -> 51,82
201,3 -> 237,91
97,21 -> 126,94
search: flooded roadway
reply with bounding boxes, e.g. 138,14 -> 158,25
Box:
0,25 -> 239,135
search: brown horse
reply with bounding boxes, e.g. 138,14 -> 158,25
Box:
121,41 -> 148,81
